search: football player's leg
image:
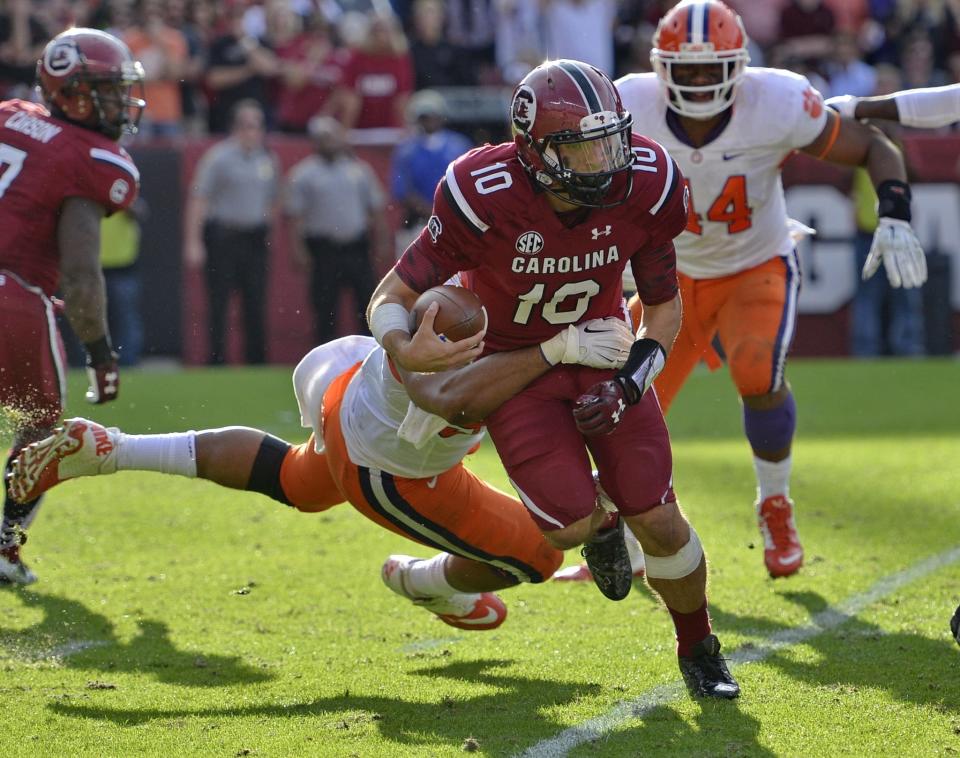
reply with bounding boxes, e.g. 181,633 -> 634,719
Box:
487,376 -> 630,598
629,274 -> 721,415
718,254 -> 803,578
0,285 -> 66,584
589,392 -> 738,699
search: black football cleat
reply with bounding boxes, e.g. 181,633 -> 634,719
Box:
951,604 -> 960,647
580,517 -> 632,601
679,634 -> 741,699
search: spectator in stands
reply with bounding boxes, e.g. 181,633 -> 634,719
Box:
205,3 -> 279,133
101,199 -> 147,366
164,0 -> 214,137
900,29 -> 949,90
827,31 -> 877,97
409,0 -> 471,88
124,0 -> 188,138
0,0 -> 49,96
776,0 -> 835,76
185,100 -> 279,365
275,13 -> 347,133
494,0 -> 544,85
390,90 -> 472,255
285,115 -> 389,344
541,0 -> 617,76
446,0 -> 498,84
328,12 -> 413,130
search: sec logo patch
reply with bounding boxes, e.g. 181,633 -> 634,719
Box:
515,231 -> 543,255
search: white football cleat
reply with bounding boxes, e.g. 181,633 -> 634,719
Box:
7,418 -> 119,503
381,555 -> 507,631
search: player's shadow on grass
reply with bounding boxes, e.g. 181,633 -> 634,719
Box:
569,700 -> 774,758
49,657 -> 602,750
710,590 -> 960,713
0,590 -> 271,687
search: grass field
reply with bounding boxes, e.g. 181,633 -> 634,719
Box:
1,359 -> 959,757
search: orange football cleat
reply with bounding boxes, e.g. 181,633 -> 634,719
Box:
757,495 -> 803,578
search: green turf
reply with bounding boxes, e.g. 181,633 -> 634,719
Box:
1,359 -> 959,757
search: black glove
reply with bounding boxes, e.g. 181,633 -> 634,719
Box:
84,337 -> 120,404
573,379 -> 630,436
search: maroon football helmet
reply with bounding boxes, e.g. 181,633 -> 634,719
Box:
511,59 -> 634,208
37,28 -> 145,140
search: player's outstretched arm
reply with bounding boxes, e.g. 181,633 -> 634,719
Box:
801,111 -> 926,289
368,268 -> 485,373
827,84 -> 960,128
58,197 -> 121,403
401,318 -> 635,426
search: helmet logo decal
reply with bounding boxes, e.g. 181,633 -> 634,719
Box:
427,215 -> 442,242
516,231 -> 544,255
511,85 -> 536,132
43,41 -> 80,76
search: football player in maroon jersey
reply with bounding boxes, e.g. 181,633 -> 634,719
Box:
0,28 -> 145,584
367,59 -> 739,699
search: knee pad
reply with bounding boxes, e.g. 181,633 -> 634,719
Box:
644,526 -> 703,580
247,435 -> 293,506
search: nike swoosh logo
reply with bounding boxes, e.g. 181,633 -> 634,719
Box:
452,607 -> 500,625
722,152 -> 744,161
583,326 -> 609,334
777,550 -> 803,565
427,476 -> 439,489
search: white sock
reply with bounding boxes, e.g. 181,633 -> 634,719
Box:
754,455 -> 791,503
404,554 -> 456,597
116,432 -> 198,478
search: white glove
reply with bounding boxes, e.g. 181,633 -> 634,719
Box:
540,317 -> 634,369
864,218 -> 927,288
825,94 -> 859,119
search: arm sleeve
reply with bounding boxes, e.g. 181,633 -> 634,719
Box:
631,158 -> 687,305
894,84 -> 960,128
394,173 -> 487,292
72,144 -> 140,214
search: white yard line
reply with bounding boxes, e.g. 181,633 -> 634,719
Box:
520,545 -> 960,758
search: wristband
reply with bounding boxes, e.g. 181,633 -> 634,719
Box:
369,302 -> 411,346
876,179 -> 912,222
84,336 -> 115,365
615,338 -> 666,404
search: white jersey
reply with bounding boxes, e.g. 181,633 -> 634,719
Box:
617,67 -> 828,279
293,336 -> 486,480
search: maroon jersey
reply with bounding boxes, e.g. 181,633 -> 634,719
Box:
0,99 -> 140,297
395,135 -> 687,352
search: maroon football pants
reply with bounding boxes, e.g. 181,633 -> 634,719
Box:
0,271 -> 66,431
486,364 -> 676,531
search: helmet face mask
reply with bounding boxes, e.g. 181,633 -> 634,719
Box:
511,60 -> 635,209
651,1 -> 750,120
37,28 -> 146,140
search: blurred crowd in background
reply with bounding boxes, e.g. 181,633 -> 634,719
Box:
4,0 -> 960,139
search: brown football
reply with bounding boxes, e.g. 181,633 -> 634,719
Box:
410,285 -> 485,341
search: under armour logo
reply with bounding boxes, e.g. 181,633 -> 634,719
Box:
591,225 -> 612,240
611,398 -> 626,424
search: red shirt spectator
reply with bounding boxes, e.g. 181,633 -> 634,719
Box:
332,14 -> 414,130
275,19 -> 348,133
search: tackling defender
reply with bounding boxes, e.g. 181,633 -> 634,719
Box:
9,314 -> 634,629
368,59 -> 741,699
611,0 -> 927,579
0,29 -> 145,584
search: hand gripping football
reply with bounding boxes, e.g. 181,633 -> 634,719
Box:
410,285 -> 485,341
